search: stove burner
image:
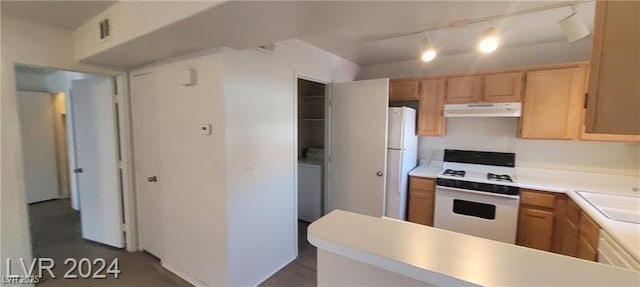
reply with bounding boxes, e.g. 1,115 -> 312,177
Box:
487,173 -> 513,182
443,169 -> 466,177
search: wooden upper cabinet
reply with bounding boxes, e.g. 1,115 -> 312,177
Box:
417,79 -> 446,136
484,72 -> 524,102
585,0 -> 640,135
445,76 -> 483,104
389,79 -> 420,101
520,67 -> 586,140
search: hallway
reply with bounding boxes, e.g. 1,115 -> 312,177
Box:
28,199 -> 192,287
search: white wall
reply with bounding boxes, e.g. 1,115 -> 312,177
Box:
267,39 -> 359,83
223,50 -> 297,286
419,118 -> 639,176
15,72 -> 49,91
16,92 -> 60,204
128,38 -> 357,286
73,1 -> 221,61
151,53 -> 229,287
1,16 -> 121,281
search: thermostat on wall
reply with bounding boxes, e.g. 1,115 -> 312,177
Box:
180,69 -> 197,86
200,124 -> 212,135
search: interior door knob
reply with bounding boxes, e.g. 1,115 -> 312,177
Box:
147,176 -> 158,183
376,171 -> 383,177
73,168 -> 83,174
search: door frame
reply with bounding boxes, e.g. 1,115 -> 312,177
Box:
294,74 -> 330,258
11,63 -> 139,252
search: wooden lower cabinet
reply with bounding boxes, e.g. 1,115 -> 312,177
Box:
516,190 -> 557,251
516,190 -> 600,262
558,201 -> 601,261
407,176 -> 435,226
559,216 -> 579,257
517,207 -> 555,251
577,234 -> 598,261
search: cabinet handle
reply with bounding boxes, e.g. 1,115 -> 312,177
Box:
584,93 -> 589,109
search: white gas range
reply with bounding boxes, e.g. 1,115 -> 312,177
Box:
433,149 -> 520,244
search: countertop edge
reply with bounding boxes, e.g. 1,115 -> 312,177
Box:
308,210 -> 640,286
407,164 -> 640,262
307,232 -> 479,287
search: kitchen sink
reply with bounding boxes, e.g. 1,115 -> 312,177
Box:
577,191 -> 640,224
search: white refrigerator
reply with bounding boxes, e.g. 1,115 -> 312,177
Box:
385,107 -> 418,220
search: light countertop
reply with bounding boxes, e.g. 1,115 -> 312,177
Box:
408,162 -> 640,262
408,160 -> 443,178
309,210 -> 640,286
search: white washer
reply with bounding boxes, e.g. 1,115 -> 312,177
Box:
298,159 -> 323,222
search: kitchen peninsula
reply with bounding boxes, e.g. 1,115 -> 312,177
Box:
308,210 -> 640,286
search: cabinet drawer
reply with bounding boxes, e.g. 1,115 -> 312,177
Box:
410,177 -> 435,191
520,190 -> 556,208
579,211 -> 600,246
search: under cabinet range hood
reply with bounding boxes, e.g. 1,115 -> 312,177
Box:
444,102 -> 522,117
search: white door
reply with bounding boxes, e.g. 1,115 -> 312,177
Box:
17,92 -> 60,204
130,71 -> 163,258
328,79 -> 389,217
71,78 -> 124,248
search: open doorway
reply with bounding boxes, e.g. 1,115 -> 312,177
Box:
297,78 -> 327,268
14,65 -> 127,284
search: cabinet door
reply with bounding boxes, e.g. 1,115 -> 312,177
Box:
517,207 -> 555,251
586,1 -> 640,135
408,191 -> 434,226
390,79 -> 420,101
417,79 -> 445,136
577,235 -> 598,261
484,72 -> 523,102
560,217 -> 579,257
520,67 -> 585,139
445,76 -> 483,104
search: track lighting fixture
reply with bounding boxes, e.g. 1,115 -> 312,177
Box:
419,38 -> 437,62
559,5 -> 590,43
478,27 -> 499,54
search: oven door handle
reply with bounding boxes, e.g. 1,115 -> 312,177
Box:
436,185 -> 520,200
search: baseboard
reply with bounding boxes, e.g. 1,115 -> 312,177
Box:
161,262 -> 208,287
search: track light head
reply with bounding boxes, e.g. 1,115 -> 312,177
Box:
559,12 -> 590,43
478,27 -> 499,54
419,38 -> 437,62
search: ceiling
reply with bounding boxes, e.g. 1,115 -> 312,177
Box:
300,1 -> 595,65
1,0 -> 116,30
60,1 -> 594,68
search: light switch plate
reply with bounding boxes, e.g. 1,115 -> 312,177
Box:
200,124 -> 212,135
